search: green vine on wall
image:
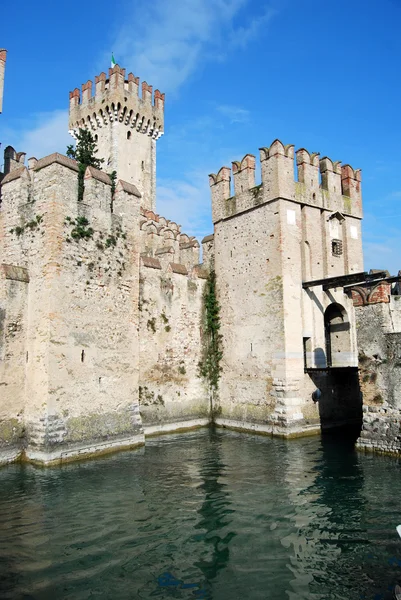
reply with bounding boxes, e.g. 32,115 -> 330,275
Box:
198,270 -> 223,390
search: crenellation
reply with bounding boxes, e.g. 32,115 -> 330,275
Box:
209,166 -> 231,223
109,64 -> 125,90
179,239 -> 200,270
155,246 -> 175,268
95,71 -> 106,95
259,139 -> 295,202
320,156 -> 342,194
4,146 -> 26,175
142,81 -> 153,105
232,154 -> 256,196
201,234 -> 214,269
81,80 -> 92,104
341,165 -> 362,211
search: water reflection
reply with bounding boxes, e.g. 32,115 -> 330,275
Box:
0,430 -> 401,599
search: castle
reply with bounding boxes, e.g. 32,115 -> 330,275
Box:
0,58 -> 400,466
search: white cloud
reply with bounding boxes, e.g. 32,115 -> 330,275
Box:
3,109 -> 71,163
157,171 -> 213,240
112,0 -> 276,92
216,104 -> 250,123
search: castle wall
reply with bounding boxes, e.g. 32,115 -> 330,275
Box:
0,155 -> 144,465
210,140 -> 363,436
138,258 -> 210,434
354,289 -> 401,455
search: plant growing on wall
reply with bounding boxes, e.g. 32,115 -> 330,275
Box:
67,129 -> 104,201
198,270 -> 223,390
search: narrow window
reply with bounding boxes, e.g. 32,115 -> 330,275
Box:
141,161 -> 145,171
94,134 -> 98,142
127,131 -> 131,140
81,349 -> 85,363
331,239 -> 343,257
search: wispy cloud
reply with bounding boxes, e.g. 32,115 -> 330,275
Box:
2,109 -> 71,163
216,104 -> 250,123
157,172 -> 212,239
112,0 -> 277,92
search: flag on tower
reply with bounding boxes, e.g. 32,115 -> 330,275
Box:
111,53 -> 116,68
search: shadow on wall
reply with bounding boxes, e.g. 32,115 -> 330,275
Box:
308,360 -> 362,440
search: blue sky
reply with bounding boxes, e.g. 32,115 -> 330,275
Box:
2,0 -> 401,273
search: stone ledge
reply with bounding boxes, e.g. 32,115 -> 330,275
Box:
24,433 -> 145,466
144,418 -> 210,437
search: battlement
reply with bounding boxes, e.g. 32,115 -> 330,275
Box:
209,138 -> 362,223
139,208 -> 200,269
0,151 -> 141,225
68,64 -> 164,140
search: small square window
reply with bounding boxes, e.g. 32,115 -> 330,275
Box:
332,239 -> 343,256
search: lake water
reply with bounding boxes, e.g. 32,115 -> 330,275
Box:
0,428 -> 400,600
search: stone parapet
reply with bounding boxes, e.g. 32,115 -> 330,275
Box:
209,138 -> 363,224
139,207 -> 200,268
69,64 -> 164,140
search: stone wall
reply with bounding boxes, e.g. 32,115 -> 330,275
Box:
0,151 -> 211,466
0,156 -> 143,465
138,257 -> 209,434
355,291 -> 401,454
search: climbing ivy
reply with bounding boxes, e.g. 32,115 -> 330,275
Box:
198,270 -> 223,390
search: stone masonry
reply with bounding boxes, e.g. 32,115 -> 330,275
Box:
352,280 -> 401,454
209,143 -> 363,436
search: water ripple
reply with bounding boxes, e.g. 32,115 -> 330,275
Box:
0,430 -> 400,599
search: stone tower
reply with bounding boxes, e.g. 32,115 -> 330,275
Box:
68,64 -> 165,211
209,140 -> 364,435
0,49 -> 7,114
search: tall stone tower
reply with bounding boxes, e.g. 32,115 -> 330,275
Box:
68,64 -> 165,211
209,140 -> 364,436
0,49 -> 7,114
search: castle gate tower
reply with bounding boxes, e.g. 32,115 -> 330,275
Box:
69,64 -> 165,211
209,141 -> 364,436
0,49 -> 7,114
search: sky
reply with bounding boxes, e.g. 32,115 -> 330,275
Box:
1,0 -> 401,273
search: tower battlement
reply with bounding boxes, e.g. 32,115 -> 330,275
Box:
209,138 -> 362,224
68,64 -> 165,211
69,65 -> 164,140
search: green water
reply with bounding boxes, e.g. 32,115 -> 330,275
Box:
0,428 -> 400,600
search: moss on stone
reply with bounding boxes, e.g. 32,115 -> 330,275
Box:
343,195 -> 352,214
0,418 -> 23,446
64,409 -> 140,443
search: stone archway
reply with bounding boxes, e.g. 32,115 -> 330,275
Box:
324,303 -> 351,368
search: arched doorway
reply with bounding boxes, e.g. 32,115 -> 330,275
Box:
324,303 -> 351,368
